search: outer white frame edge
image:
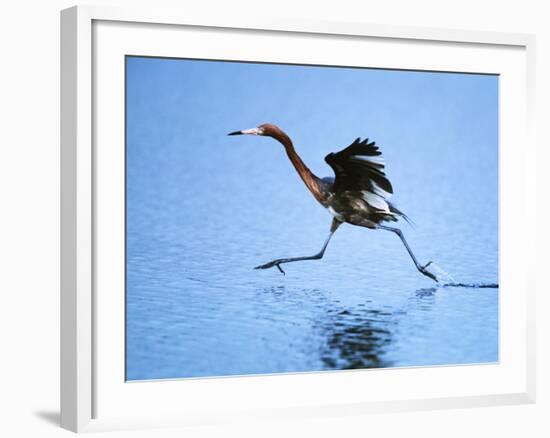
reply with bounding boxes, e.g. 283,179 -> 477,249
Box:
61,5 -> 93,433
524,35 -> 537,402
60,4 -> 537,433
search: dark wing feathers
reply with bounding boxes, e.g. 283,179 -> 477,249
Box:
324,137 -> 393,196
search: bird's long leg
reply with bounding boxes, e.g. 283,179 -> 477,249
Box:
377,224 -> 438,282
254,219 -> 342,275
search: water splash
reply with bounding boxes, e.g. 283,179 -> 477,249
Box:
426,262 -> 499,289
425,262 -> 456,285
444,282 -> 499,289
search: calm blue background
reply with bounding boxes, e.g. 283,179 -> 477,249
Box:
126,57 -> 498,380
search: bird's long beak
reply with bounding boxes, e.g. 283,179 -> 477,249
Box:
228,127 -> 262,136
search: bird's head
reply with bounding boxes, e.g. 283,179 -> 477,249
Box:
227,123 -> 280,138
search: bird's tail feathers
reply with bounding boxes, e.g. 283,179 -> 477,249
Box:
388,203 -> 415,228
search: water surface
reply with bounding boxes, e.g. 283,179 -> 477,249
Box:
125,58 -> 498,380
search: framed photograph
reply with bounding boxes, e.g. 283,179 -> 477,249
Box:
61,5 -> 536,433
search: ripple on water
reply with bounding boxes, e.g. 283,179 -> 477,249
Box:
126,106 -> 498,380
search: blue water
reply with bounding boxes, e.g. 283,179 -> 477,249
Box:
125,58 -> 498,380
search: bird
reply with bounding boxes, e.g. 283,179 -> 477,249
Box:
228,123 -> 438,282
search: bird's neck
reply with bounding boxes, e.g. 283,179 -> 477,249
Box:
272,131 -> 324,203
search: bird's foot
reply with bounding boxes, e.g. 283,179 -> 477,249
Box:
254,260 -> 286,275
419,261 -> 438,282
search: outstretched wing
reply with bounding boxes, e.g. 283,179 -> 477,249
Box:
325,137 -> 393,210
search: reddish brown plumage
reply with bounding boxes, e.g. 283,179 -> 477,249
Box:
258,123 -> 326,204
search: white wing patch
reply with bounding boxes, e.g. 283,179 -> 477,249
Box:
371,180 -> 392,198
361,191 -> 390,212
350,155 -> 392,198
350,155 -> 385,166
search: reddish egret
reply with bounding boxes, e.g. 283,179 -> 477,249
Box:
228,123 -> 438,282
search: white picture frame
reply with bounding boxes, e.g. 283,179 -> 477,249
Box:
60,4 -> 537,433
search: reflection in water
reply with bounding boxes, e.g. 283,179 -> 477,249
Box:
415,287 -> 438,298
317,286 -> 445,371
258,286 -> 398,371
321,308 -> 394,369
